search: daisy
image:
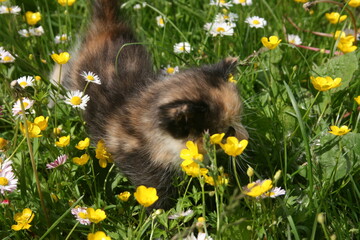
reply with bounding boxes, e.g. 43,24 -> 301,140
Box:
245,16 -> 267,28
16,76 -> 35,88
162,65 -> 179,75
183,232 -> 214,240
46,154 -> 68,169
204,22 -> 236,37
168,209 -> 193,220
156,15 -> 165,27
12,98 -> 34,116
210,0 -> 233,8
0,47 -> 15,63
214,12 -> 239,23
287,34 -> 302,45
0,159 -> 18,195
80,71 -> 101,84
71,206 -> 91,225
18,29 -> 30,37
54,34 -> 70,44
265,187 -> 286,198
0,5 -> 21,14
64,90 -> 90,110
29,26 -> 44,36
173,42 -> 192,54
233,0 -> 252,5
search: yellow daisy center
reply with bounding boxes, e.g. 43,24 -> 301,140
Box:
252,20 -> 260,25
60,36 -> 67,41
0,177 -> 9,186
166,67 -> 175,74
3,56 -> 12,62
70,96 -> 82,105
240,0 -> 246,2
220,0 -> 225,3
224,15 -> 229,19
216,27 -> 225,32
179,46 -> 185,51
19,81 -> 28,87
22,102 -> 29,108
158,18 -> 164,25
86,75 -> 94,81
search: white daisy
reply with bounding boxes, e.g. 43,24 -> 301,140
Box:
204,22 -> 236,37
245,16 -> 267,28
54,34 -> 70,44
156,15 -> 165,27
183,232 -> 214,240
16,76 -> 35,88
80,71 -> 101,85
12,98 -> 34,116
209,0 -> 233,8
71,206 -> 91,225
18,29 -> 30,37
168,209 -> 193,219
0,47 -> 15,63
0,5 -> 21,14
266,187 -> 286,198
287,34 -> 302,45
64,90 -> 90,110
162,65 -> 179,75
29,26 -> 44,36
0,159 -> 18,195
233,0 -> 252,6
173,42 -> 192,54
214,12 -> 239,23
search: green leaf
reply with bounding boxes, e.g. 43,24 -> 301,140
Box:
311,52 -> 359,92
314,132 -> 360,181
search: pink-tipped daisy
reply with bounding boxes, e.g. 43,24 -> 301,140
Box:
46,154 -> 68,169
0,159 -> 18,195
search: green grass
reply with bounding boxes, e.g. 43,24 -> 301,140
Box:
0,0 -> 359,239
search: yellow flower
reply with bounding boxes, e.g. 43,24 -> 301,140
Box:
325,12 -> 347,24
57,0 -> 76,6
72,154 -> 90,165
134,185 -> 159,207
228,73 -> 237,83
0,137 -> 8,151
34,116 -> 49,131
25,11 -> 41,25
81,208 -> 106,224
11,208 -> 34,231
180,141 -> 203,161
247,166 -> 254,177
51,52 -> 71,64
261,36 -> 281,50
294,0 -> 308,2
210,133 -> 225,145
118,191 -> 131,202
337,35 -> 357,53
88,231 -> 111,240
35,76 -> 41,81
180,159 -> 208,177
204,174 -> 229,186
244,179 -> 273,197
348,0 -> 360,7
95,139 -> 113,168
220,137 -> 248,157
55,135 -> 70,147
354,96 -> 360,105
20,121 -> 42,138
310,76 -> 341,91
329,125 -> 351,136
75,137 -> 90,150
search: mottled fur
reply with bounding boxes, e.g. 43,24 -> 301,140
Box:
61,0 -> 248,209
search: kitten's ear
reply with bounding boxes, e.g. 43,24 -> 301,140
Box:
202,57 -> 238,81
159,100 -> 209,139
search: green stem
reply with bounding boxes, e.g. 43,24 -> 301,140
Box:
19,99 -> 51,229
231,156 -> 242,191
64,222 -> 79,240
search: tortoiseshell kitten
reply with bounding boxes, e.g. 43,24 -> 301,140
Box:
61,0 -> 248,209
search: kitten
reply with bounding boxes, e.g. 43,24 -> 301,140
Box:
61,0 -> 248,209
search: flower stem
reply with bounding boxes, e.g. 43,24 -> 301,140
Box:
231,156 -> 242,191
19,99 -> 51,228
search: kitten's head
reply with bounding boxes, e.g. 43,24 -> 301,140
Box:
157,57 -> 248,145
